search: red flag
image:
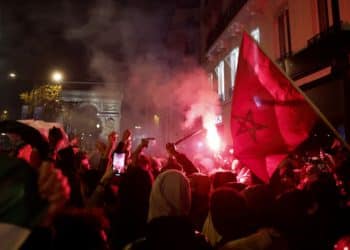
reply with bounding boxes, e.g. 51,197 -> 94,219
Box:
231,32 -> 318,183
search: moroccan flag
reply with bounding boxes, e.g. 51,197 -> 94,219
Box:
231,32 -> 318,183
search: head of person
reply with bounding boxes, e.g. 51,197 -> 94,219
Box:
119,166 -> 154,214
243,184 -> 275,229
274,189 -> 316,241
188,173 -> 211,197
148,170 -> 191,222
48,126 -> 64,150
56,146 -> 76,177
135,153 -> 151,172
210,187 -> 251,241
52,208 -> 109,250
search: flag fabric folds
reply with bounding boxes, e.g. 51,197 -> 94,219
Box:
231,32 -> 318,183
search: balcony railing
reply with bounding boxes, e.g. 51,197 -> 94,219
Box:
307,22 -> 344,46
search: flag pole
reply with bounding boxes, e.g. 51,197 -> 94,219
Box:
174,129 -> 204,145
242,31 -> 350,152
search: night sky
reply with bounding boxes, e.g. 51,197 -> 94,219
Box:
0,0 -> 192,118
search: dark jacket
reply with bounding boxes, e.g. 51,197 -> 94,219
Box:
128,216 -> 212,250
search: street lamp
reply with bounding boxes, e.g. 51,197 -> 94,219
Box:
51,71 -> 63,83
9,72 -> 16,79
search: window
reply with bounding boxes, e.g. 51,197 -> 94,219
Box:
227,47 -> 239,98
317,0 -> 329,32
250,27 -> 260,43
215,61 -> 225,101
224,47 -> 239,100
277,8 -> 291,58
208,73 -> 214,89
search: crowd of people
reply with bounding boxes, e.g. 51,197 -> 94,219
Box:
1,120 -> 350,250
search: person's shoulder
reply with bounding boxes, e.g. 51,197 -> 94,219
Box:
148,216 -> 213,249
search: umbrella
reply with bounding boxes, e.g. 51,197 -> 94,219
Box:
0,120 -> 49,159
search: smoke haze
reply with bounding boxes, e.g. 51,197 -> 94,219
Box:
65,0 -> 220,141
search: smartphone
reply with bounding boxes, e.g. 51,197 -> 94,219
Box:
113,153 -> 125,174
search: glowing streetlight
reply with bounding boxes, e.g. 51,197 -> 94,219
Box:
9,72 -> 16,79
51,71 -> 63,83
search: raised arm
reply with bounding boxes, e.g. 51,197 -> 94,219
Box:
166,142 -> 199,175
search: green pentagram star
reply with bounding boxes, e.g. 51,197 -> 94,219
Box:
233,110 -> 266,142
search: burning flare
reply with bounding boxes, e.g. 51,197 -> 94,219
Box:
203,114 -> 221,152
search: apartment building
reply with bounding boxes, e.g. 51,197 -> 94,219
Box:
200,0 -> 350,145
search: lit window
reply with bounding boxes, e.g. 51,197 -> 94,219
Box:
317,0 -> 329,32
208,73 -> 214,90
229,47 -> 239,89
215,61 -> 225,101
277,7 -> 291,58
250,27 -> 260,43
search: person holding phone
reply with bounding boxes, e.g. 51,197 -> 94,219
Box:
113,129 -> 132,168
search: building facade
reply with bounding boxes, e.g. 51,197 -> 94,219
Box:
200,0 -> 350,145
